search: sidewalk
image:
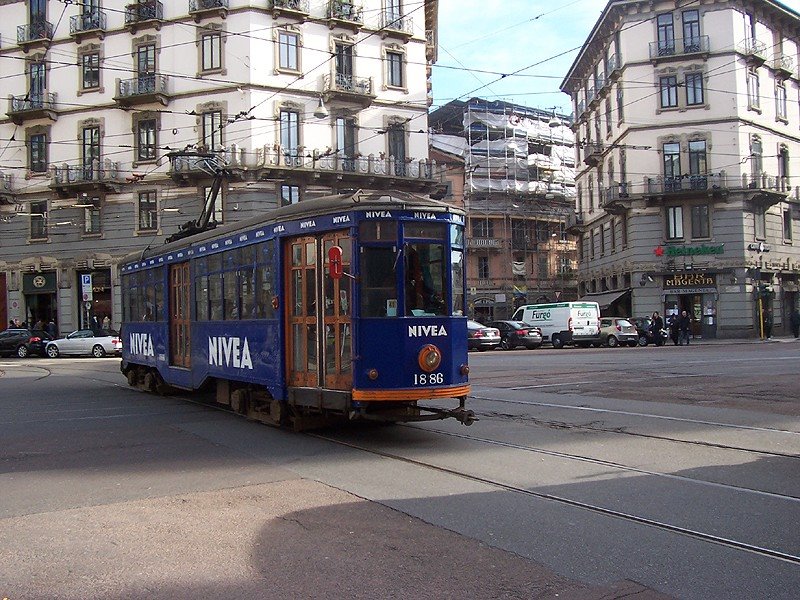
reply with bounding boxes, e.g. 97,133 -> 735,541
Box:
684,335 -> 798,345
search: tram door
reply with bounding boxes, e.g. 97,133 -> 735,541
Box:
169,262 -> 191,368
285,232 -> 352,389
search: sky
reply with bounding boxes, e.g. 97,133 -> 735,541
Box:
431,0 -> 800,115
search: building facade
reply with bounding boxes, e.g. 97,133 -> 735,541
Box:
0,0 -> 440,334
429,98 -> 578,322
561,0 -> 800,338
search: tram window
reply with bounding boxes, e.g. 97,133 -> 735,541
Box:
195,257 -> 207,275
240,267 -> 256,318
451,249 -> 465,316
209,272 -> 223,320
360,246 -> 397,318
450,223 -> 464,248
196,275 -> 209,321
208,253 -> 222,273
241,244 -> 256,266
255,265 -> 274,319
404,222 -> 445,240
405,242 -> 447,316
359,221 -> 397,242
223,270 -> 239,319
154,282 -> 164,322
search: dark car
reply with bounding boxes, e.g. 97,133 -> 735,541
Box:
0,328 -> 53,358
467,320 -> 501,351
488,320 -> 543,350
630,317 -> 669,346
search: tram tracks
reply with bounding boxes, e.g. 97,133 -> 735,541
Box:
309,429 -> 800,566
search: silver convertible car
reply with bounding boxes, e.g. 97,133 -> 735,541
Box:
45,329 -> 123,358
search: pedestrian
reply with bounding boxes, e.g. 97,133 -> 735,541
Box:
790,307 -> 800,339
763,312 -> 773,340
46,319 -> 57,338
678,310 -> 691,346
668,314 -> 679,345
650,311 -> 664,346
102,314 -> 110,330
8,319 -> 15,329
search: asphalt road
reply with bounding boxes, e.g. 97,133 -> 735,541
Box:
1,342 -> 798,599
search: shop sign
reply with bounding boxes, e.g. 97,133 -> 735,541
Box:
655,244 -> 724,257
22,272 -> 56,294
663,272 -> 717,295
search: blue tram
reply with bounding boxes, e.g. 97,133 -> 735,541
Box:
119,191 -> 473,429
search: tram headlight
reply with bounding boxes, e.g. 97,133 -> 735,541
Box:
460,364 -> 470,376
367,368 -> 379,380
418,344 -> 442,373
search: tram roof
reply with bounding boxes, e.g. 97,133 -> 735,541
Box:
124,191 -> 463,265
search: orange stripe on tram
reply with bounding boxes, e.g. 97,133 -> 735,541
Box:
352,385 -> 470,402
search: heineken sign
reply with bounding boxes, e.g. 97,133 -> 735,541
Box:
655,244 -> 724,257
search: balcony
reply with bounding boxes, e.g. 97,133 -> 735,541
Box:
586,84 -> 596,105
270,0 -> 310,21
773,55 -> 794,79
466,238 -> 503,250
565,211 -> 585,234
327,1 -> 362,31
17,20 -> 54,52
189,0 -> 229,22
606,53 -> 621,81
583,142 -> 603,167
738,38 -> 767,66
168,153 -> 223,185
50,160 -> 123,198
69,10 -> 107,41
648,35 -> 710,61
7,93 -> 57,125
322,73 -> 375,108
0,172 -> 15,205
576,99 -> 586,118
379,11 -> 413,40
114,75 -> 170,107
250,146 -> 444,194
600,182 -> 631,214
125,1 -> 163,32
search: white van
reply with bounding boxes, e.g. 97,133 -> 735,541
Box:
511,302 -> 601,348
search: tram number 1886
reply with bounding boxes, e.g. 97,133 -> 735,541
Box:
413,373 -> 444,385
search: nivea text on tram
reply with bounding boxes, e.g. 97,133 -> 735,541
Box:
129,332 -> 155,357
407,324 -> 448,337
208,336 -> 253,369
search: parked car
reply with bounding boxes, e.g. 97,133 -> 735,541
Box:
45,329 -> 123,358
629,316 -> 669,346
488,320 -> 543,350
0,328 -> 53,358
467,320 -> 501,351
599,317 -> 639,347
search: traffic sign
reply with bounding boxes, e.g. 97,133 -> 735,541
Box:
81,274 -> 93,301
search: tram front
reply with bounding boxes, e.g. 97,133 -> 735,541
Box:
350,210 -> 473,424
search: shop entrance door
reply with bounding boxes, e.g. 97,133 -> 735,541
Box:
285,232 -> 352,390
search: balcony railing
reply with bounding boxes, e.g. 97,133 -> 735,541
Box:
17,20 -> 54,44
125,1 -> 163,25
586,85 -> 596,103
583,142 -> 603,166
8,92 -> 57,124
189,0 -> 229,18
599,171 -> 790,201
323,73 -> 373,96
69,10 -> 107,35
116,74 -> 170,103
380,11 -> 413,35
50,161 -> 122,186
649,35 -> 710,59
738,38 -> 767,64
249,145 -> 444,185
606,53 -> 621,79
328,1 -> 362,23
773,54 -> 794,77
466,238 -> 503,249
271,0 -> 310,14
576,99 -> 586,116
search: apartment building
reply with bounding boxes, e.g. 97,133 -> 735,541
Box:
429,98 -> 577,322
561,0 -> 800,338
0,0 -> 439,333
